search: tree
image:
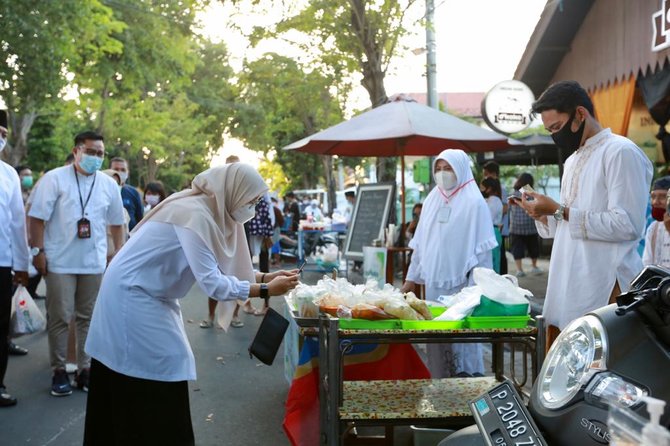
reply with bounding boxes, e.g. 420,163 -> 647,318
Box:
261,0 -> 419,181
0,0 -> 124,166
232,53 -> 345,211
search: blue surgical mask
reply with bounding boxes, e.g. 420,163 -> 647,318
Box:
79,154 -> 103,174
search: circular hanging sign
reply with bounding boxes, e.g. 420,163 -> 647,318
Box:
481,80 -> 535,134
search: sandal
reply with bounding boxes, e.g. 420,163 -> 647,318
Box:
199,319 -> 213,328
256,307 -> 268,316
242,305 -> 257,315
231,317 -> 244,328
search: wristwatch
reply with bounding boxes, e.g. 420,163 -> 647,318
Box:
30,247 -> 44,256
553,203 -> 566,222
259,283 -> 269,300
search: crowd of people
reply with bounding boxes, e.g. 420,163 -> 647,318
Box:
0,79 -> 666,443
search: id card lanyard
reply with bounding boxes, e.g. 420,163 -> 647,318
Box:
74,165 -> 96,239
436,179 -> 474,224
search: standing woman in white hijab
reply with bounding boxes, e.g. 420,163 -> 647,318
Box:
401,149 -> 497,378
83,164 -> 299,445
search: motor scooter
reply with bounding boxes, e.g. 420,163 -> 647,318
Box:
438,265 -> 670,446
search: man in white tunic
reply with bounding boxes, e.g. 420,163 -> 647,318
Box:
519,81 -> 652,349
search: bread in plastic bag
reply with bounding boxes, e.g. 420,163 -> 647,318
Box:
405,292 -> 433,320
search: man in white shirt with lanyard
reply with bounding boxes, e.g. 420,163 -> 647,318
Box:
28,131 -> 125,397
519,81 -> 652,350
0,121 -> 30,407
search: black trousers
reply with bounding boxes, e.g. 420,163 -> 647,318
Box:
84,359 -> 195,446
0,267 -> 13,388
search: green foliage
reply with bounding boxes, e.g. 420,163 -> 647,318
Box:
232,53 -> 344,190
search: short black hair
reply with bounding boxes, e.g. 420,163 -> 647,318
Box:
74,131 -> 104,146
15,165 -> 30,175
483,161 -> 500,176
286,192 -> 296,198
110,157 -> 127,165
345,191 -> 355,198
531,80 -> 594,117
514,172 -> 535,190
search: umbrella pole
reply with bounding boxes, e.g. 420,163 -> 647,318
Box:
401,155 -> 406,231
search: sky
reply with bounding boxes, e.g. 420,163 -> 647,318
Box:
200,0 -> 548,167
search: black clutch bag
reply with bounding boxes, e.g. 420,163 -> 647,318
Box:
248,307 -> 289,366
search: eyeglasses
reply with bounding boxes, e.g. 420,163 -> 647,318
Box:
79,146 -> 105,158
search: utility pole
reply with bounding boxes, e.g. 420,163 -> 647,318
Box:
426,0 -> 438,109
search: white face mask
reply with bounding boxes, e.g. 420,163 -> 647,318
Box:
232,204 -> 256,224
435,170 -> 458,191
0,137 -> 6,153
145,194 -> 160,207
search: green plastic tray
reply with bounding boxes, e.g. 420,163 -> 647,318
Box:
470,296 -> 529,317
338,319 -> 400,330
429,306 -> 447,317
465,315 -> 531,329
401,319 -> 464,330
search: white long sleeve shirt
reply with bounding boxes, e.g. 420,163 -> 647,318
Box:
537,129 -> 652,329
0,161 -> 30,271
85,221 -> 251,382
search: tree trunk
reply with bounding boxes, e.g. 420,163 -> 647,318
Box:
350,0 -> 388,107
0,110 -> 38,166
321,155 -> 336,216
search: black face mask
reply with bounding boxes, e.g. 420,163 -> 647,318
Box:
551,111 -> 586,151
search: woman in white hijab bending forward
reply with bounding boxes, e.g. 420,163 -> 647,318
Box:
401,149 -> 497,378
83,164 -> 299,445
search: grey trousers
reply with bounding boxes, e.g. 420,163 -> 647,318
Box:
45,273 -> 102,371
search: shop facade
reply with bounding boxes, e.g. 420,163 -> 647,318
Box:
515,0 -> 670,164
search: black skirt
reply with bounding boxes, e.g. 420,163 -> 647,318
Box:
84,359 -> 195,446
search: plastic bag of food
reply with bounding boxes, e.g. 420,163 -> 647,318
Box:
435,286 -> 482,321
405,292 -> 433,320
351,303 -> 395,320
381,298 -> 422,320
473,267 -> 532,305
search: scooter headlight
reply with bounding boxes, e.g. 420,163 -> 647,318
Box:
537,315 -> 607,409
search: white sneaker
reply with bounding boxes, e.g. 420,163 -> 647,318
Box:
531,267 -> 543,275
231,317 -> 244,328
515,271 -> 527,278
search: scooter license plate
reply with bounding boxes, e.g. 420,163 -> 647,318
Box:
470,380 -> 547,446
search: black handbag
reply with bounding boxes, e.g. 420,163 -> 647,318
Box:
248,306 -> 289,366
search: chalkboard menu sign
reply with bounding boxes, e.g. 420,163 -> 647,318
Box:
344,183 -> 395,261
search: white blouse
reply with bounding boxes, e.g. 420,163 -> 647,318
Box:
85,221 -> 250,382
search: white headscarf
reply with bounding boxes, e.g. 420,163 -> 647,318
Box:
132,163 -> 268,282
409,149 -> 497,290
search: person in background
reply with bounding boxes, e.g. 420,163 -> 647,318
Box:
110,157 -> 143,231
29,131 -> 126,397
17,164 -> 43,302
270,197 -> 285,266
16,165 -> 33,203
649,177 -> 670,223
401,149 -> 496,377
243,194 -> 274,316
643,187 -> 670,268
343,191 -> 356,224
481,177 -> 503,274
401,203 -> 423,246
508,173 -> 542,277
284,192 -> 301,232
101,170 -> 130,248
483,161 -> 508,274
83,164 -> 299,445
0,120 -> 30,407
305,199 -> 323,221
64,153 -> 75,165
519,80 -> 652,350
143,181 -> 167,213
